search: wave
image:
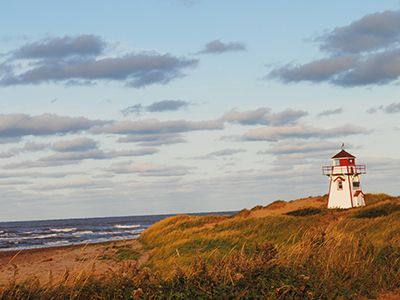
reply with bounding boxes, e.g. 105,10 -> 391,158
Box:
98,231 -> 122,235
49,228 -> 77,233
124,229 -> 145,234
114,225 -> 140,229
72,231 -> 93,236
33,234 -> 58,239
44,240 -> 70,246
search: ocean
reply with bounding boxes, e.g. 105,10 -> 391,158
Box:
0,211 -> 237,252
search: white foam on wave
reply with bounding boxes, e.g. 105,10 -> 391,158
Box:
98,231 -> 121,235
114,225 -> 140,229
44,241 -> 70,246
34,234 -> 58,239
124,229 -> 145,234
49,228 -> 77,233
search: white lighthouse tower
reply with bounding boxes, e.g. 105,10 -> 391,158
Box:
322,145 -> 366,209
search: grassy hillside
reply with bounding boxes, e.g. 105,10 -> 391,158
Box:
1,193 -> 400,299
136,193 -> 400,298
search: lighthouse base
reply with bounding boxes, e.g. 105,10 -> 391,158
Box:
327,175 -> 365,209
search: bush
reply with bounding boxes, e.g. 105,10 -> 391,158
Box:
285,207 -> 323,217
353,203 -> 400,219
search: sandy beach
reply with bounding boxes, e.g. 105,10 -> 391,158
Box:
0,239 -> 148,285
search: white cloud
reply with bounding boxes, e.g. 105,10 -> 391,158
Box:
242,122 -> 370,141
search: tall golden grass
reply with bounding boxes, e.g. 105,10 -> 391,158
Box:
0,193 -> 399,299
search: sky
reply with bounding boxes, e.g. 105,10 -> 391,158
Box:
1,0 -> 400,222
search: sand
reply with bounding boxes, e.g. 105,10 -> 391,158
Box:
0,239 -> 149,285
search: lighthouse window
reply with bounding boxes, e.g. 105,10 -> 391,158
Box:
335,160 -> 340,166
353,182 -> 360,188
337,181 -> 343,190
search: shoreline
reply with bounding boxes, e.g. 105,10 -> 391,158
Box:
0,238 -> 129,255
0,238 -> 147,285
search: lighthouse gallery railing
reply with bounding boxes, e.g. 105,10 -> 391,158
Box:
322,165 -> 366,175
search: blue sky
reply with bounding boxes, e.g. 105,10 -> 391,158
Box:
1,0 -> 400,221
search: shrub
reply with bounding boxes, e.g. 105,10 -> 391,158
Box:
353,203 -> 400,219
285,207 -> 323,217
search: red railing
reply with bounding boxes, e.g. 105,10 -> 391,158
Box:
322,165 -> 366,175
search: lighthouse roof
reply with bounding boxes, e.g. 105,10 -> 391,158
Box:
331,149 -> 356,159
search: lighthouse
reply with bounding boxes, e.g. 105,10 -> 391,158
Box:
322,145 -> 366,209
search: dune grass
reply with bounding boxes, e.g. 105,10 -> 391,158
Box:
1,193 -> 400,299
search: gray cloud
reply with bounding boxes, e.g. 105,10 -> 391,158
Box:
317,10 -> 400,54
258,140 -> 342,155
317,107 -> 344,117
121,104 -> 143,117
267,10 -> 400,87
367,102 -> 400,114
242,122 -> 370,141
0,113 -> 108,139
121,100 -> 189,116
1,35 -> 198,88
11,34 -> 105,59
0,171 -> 84,178
2,160 -> 78,169
92,119 -> 223,135
51,137 -> 98,152
195,148 -> 246,159
106,161 -> 190,176
267,55 -> 357,84
198,39 -> 246,54
0,142 -> 49,159
31,179 -> 114,191
41,148 -> 159,161
384,102 -> 400,113
117,133 -> 186,146
222,108 -> 308,125
147,100 -> 188,112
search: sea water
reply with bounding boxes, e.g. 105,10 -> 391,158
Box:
0,211 -> 237,251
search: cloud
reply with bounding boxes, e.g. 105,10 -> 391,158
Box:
41,148 -> 159,161
11,34 -> 105,59
117,133 -> 186,146
367,102 -> 400,114
0,142 -> 49,158
0,148 -> 159,169
120,104 -> 143,117
0,35 -> 198,88
92,118 -> 223,135
2,160 -> 79,169
121,100 -> 189,116
197,39 -> 246,54
317,10 -> 400,54
195,148 -> 246,159
31,179 -> 114,191
383,102 -> 400,113
0,171 -> 85,178
267,55 -> 358,84
242,122 -> 370,141
147,100 -> 188,112
0,113 -> 108,139
105,161 -> 191,176
51,137 -> 98,152
317,107 -> 344,117
222,108 -> 308,125
267,10 -> 400,87
261,140 -> 342,155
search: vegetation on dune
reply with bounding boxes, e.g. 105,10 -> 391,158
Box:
1,193 -> 400,299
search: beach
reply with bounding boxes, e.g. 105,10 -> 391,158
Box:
0,239 -> 148,285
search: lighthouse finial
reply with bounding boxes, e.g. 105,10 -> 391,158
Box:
341,143 -> 344,150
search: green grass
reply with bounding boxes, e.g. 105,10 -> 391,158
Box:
2,193 -> 400,299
